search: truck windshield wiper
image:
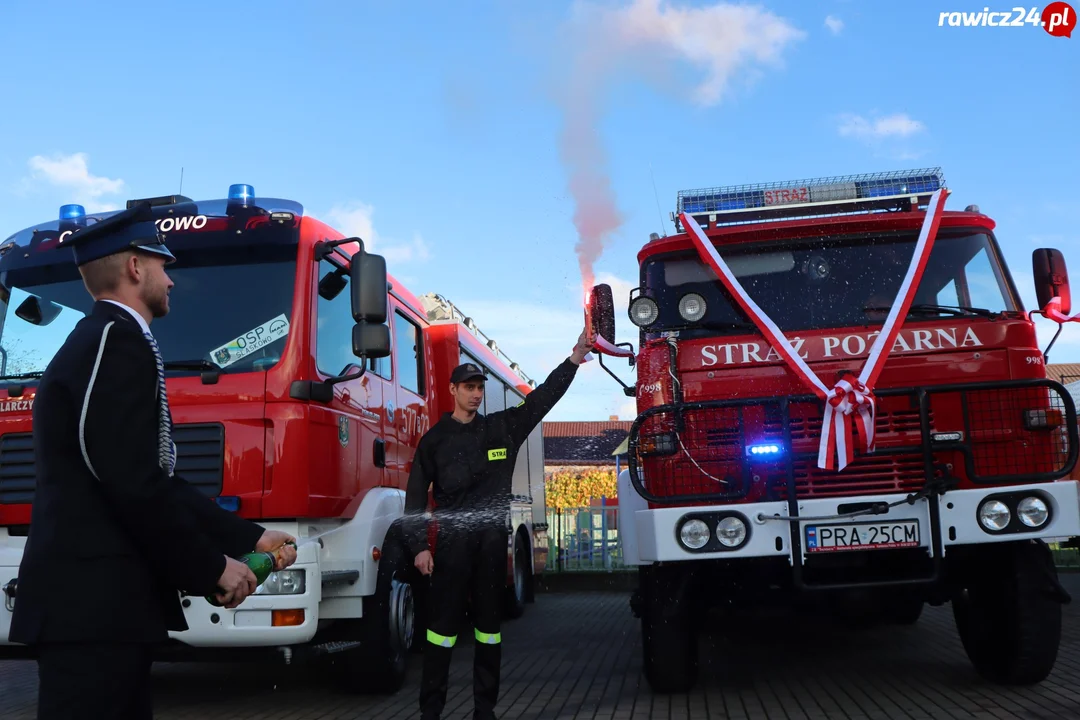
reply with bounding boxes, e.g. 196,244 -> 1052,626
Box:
700,320 -> 759,331
163,359 -> 221,372
863,303 -> 1000,319
162,359 -> 224,385
0,371 -> 44,382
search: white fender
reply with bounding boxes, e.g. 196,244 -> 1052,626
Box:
314,487 -> 406,602
617,468 -> 648,566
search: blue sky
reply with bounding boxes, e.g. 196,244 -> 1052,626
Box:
0,0 -> 1077,421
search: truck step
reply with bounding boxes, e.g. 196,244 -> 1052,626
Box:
309,640 -> 364,656
321,570 -> 360,588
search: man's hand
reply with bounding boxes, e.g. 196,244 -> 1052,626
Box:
256,530 -> 298,571
570,327 -> 595,365
414,549 -> 434,576
215,556 -> 258,609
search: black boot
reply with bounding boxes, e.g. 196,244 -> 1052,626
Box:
419,643 -> 454,720
473,641 -> 501,719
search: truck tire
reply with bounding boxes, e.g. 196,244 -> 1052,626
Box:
505,534 -> 529,620
952,540 -> 1064,685
332,532 -> 415,693
639,565 -> 697,693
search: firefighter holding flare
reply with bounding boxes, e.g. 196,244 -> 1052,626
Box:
404,328 -> 594,720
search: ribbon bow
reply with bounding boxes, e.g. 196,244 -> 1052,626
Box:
819,374 -> 876,471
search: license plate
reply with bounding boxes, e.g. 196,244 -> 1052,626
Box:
805,520 -> 920,553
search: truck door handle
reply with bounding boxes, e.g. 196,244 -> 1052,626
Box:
374,439 -> 386,468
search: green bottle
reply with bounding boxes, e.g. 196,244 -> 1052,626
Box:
205,551 -> 277,607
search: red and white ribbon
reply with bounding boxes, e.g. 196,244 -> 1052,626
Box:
1037,296 -> 1080,324
679,188 -> 948,471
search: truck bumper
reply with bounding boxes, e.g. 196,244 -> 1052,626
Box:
167,561 -> 321,648
0,536 -> 322,651
629,480 -> 1080,564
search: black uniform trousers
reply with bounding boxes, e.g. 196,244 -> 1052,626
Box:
420,520 -> 509,720
36,643 -> 154,720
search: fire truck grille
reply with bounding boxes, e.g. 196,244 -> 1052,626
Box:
769,455 -> 927,499
0,423 -> 225,505
762,404 -> 929,440
933,382 -> 1075,480
0,432 -> 34,505
635,407 -> 749,501
627,379 -> 1079,505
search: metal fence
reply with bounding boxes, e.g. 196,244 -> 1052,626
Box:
546,505 -> 631,572
541,504 -> 1080,573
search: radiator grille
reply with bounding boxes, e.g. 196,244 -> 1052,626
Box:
0,423 -> 224,504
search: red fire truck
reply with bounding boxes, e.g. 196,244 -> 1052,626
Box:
0,185 -> 548,691
586,168 -> 1080,693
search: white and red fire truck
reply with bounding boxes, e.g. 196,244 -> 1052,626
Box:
587,168 -> 1080,692
0,185 -> 549,692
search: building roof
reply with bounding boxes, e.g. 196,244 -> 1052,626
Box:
1047,364 -> 1080,385
542,421 -> 631,464
542,421 -> 633,438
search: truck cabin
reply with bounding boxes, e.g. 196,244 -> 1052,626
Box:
588,168 -> 1077,508
0,185 -> 395,528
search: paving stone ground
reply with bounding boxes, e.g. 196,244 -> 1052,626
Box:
3,575 -> 1080,719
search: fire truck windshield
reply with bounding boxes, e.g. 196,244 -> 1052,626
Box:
640,229 -> 1018,338
0,240 -> 298,381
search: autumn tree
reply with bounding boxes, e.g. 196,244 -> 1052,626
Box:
545,468 -> 618,511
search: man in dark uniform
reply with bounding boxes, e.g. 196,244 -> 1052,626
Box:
404,330 -> 594,720
9,202 -> 298,719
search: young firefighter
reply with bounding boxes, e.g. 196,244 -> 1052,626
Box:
404,329 -> 594,720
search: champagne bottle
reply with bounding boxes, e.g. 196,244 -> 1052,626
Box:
205,541 -> 296,607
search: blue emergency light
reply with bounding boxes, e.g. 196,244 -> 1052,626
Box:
747,443 -> 782,458
59,204 -> 86,221
228,183 -> 255,204
674,167 -> 946,230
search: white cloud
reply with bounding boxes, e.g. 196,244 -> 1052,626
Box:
825,15 -> 844,34
24,152 -> 124,212
837,113 -> 926,140
323,201 -> 430,265
589,0 -> 808,106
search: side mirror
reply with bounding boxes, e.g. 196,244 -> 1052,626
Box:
588,283 -> 616,344
351,246 -> 388,324
15,296 -> 62,327
1033,248 -> 1070,315
353,322 -> 391,359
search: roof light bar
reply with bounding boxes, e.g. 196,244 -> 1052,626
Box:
673,167 -> 945,230
228,183 -> 255,206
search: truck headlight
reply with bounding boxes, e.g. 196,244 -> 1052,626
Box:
1017,497 -> 1049,528
678,293 -> 707,322
716,517 -> 747,548
256,569 -> 306,595
629,297 -> 659,327
679,519 -> 710,549
978,500 -> 1011,531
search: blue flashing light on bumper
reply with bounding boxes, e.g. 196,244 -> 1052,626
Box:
214,496 -> 240,512
747,443 -> 782,458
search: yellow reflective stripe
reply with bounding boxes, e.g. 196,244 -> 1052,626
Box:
474,629 -> 501,644
427,629 -> 457,647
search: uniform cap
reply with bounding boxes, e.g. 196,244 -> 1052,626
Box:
61,201 -> 176,267
450,362 -> 486,383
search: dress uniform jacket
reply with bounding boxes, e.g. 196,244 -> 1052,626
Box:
10,300 -> 265,646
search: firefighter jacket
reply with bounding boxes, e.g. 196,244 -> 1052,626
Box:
403,357 -> 580,556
